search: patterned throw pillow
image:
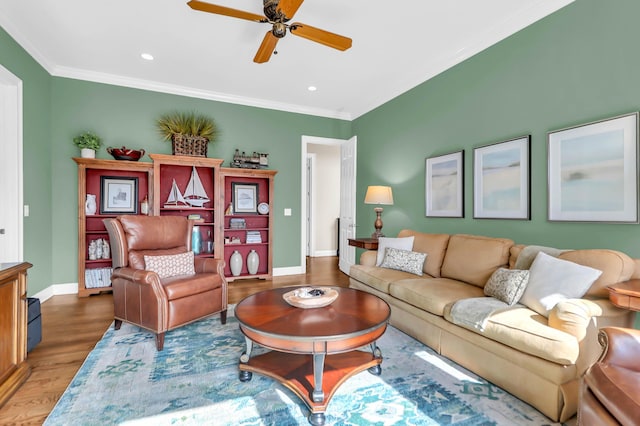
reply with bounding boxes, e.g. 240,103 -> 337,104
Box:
484,268 -> 530,305
144,251 -> 196,279
380,247 -> 427,276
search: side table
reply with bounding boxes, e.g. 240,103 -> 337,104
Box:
608,279 -> 640,311
348,238 -> 379,250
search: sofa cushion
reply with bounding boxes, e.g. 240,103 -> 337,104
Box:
349,264 -> 421,294
375,236 -> 414,266
520,252 -> 602,317
558,250 -> 635,298
440,234 -> 514,287
443,304 -> 580,365
515,245 -> 568,270
397,230 -> 450,277
380,248 -> 427,276
484,268 -> 530,305
389,278 -> 484,316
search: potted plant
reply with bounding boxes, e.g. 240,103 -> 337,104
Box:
156,111 -> 218,157
73,131 -> 102,158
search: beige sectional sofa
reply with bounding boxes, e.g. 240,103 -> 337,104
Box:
348,230 -> 637,422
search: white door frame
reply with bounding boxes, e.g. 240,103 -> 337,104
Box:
0,64 -> 24,262
301,135 -> 355,274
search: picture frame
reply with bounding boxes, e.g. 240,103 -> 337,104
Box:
473,136 -> 531,220
100,176 -> 138,214
233,182 -> 259,214
548,112 -> 639,223
425,150 -> 464,217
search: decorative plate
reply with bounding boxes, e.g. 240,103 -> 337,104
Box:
283,287 -> 338,309
258,202 -> 270,215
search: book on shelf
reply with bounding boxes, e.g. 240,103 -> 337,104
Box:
230,218 -> 246,229
246,230 -> 262,243
84,267 -> 113,289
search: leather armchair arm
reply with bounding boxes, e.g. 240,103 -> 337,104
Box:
194,258 -> 225,275
598,327 -> 640,371
112,267 -> 166,294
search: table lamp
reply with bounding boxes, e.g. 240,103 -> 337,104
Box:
364,185 -> 394,239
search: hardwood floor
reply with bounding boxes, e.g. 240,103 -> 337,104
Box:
0,257 -> 349,426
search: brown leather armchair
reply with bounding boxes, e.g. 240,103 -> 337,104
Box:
103,215 -> 227,350
579,327 -> 640,425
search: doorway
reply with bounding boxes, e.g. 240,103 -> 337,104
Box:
0,64 -> 23,262
301,135 -> 356,275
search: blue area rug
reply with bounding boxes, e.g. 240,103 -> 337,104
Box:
44,309 -> 562,425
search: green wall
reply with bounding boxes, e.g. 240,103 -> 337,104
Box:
0,26 -> 52,294
354,0 -> 640,258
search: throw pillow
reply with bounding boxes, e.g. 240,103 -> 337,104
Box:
519,251 -> 602,317
380,247 -> 427,276
144,251 -> 196,279
483,268 -> 530,305
375,236 -> 415,266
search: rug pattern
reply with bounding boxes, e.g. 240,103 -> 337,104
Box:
44,314 -> 562,426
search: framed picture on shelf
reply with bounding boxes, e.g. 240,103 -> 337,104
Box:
473,135 -> 530,220
100,176 -> 139,214
232,182 -> 259,214
425,150 -> 464,217
548,112 -> 639,223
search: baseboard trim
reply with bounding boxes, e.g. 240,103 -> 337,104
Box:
32,283 -> 78,303
273,266 -> 304,276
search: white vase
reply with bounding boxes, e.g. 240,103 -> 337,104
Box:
80,148 -> 96,158
247,250 -> 259,275
85,194 -> 97,215
230,250 -> 242,276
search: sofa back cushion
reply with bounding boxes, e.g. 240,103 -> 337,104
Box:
557,249 -> 635,298
397,230 -> 450,277
441,234 -> 514,287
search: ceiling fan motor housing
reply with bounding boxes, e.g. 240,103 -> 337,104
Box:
272,22 -> 287,38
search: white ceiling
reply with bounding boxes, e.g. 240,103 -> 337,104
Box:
0,0 -> 573,120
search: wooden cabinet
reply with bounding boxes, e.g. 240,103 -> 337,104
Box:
0,262 -> 32,408
150,154 -> 223,259
75,158 -> 153,297
220,167 -> 277,281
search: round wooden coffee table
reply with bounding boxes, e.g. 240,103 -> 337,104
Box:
235,286 -> 390,426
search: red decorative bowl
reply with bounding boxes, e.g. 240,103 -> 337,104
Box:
107,147 -> 145,161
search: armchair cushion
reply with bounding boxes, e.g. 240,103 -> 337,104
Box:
144,251 -> 196,279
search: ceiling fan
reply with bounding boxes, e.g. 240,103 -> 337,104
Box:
187,0 -> 352,63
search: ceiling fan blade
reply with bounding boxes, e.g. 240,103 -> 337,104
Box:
278,0 -> 304,20
289,23 -> 352,51
187,0 -> 265,23
254,31 -> 279,63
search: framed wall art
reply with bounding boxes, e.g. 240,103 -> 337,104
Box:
233,182 -> 259,214
548,112 -> 638,223
100,176 -> 138,214
473,136 -> 531,219
425,150 -> 464,217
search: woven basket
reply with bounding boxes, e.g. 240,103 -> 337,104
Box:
171,134 -> 209,157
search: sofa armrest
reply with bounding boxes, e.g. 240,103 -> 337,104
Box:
597,327 -> 640,371
359,250 -> 377,266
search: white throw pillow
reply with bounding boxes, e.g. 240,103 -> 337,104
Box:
519,251 -> 602,317
380,247 -> 427,276
375,236 -> 415,266
144,251 -> 196,279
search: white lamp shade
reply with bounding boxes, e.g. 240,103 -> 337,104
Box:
364,186 -> 394,205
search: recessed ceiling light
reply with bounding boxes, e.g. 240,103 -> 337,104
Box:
141,53 -> 154,61
307,86 -> 317,92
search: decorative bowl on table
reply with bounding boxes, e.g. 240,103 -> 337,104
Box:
107,146 -> 146,161
283,287 -> 338,309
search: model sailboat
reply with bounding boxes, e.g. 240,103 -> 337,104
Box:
164,167 -> 210,208
183,166 -> 210,207
164,179 -> 188,207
